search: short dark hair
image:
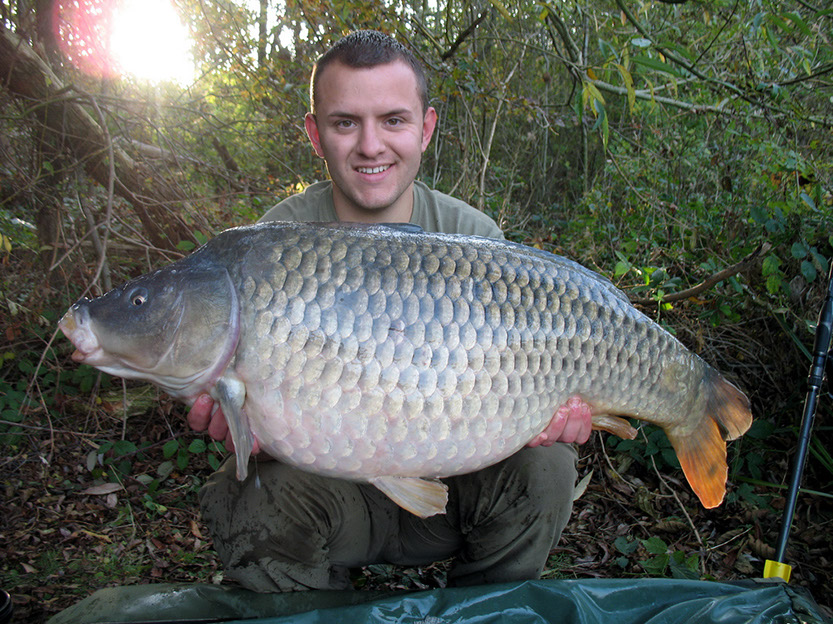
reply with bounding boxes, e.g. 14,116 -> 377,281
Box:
310,30 -> 430,114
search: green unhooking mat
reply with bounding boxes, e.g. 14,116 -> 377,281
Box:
47,578 -> 829,624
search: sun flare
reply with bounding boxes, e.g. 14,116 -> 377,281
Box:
109,0 -> 195,84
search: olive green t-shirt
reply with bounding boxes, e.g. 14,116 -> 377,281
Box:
258,180 -> 503,239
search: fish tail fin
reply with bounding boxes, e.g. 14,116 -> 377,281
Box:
667,371 -> 753,509
705,370 -> 753,441
666,418 -> 728,508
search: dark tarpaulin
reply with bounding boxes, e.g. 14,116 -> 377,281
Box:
47,578 -> 829,624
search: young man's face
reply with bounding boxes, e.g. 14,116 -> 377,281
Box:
305,59 -> 437,223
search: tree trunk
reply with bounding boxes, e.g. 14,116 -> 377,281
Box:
0,25 -> 198,252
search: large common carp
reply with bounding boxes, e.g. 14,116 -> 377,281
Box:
59,222 -> 752,517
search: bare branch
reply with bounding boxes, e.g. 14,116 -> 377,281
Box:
630,244 -> 771,307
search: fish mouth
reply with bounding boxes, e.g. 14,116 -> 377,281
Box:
58,307 -> 103,364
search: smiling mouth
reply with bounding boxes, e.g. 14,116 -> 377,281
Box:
356,165 -> 390,174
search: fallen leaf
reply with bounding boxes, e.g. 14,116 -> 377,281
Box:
572,470 -> 594,502
189,520 -> 203,540
81,483 -> 123,496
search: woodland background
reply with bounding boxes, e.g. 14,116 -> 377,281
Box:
1,0 -> 832,621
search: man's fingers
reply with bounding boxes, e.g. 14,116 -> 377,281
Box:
207,407 -> 229,443
527,395 -> 594,447
187,394 -> 214,431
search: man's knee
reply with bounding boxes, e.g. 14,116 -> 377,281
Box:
199,458 -> 373,591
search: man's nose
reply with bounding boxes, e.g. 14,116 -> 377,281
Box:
358,124 -> 384,156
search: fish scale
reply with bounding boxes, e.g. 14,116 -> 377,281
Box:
59,221 -> 752,517
239,227 -> 645,469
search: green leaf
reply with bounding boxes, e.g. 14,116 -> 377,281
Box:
163,439 -> 179,459
810,248 -> 828,271
799,192 -> 815,209
582,81 -> 606,110
188,439 -> 207,454
486,0 -> 513,21
762,255 -> 781,276
767,13 -> 791,33
669,551 -> 700,580
208,453 -> 221,471
632,55 -> 680,77
749,205 -> 767,224
614,536 -> 639,555
801,260 -> 817,282
657,42 -> 695,62
112,440 -> 137,456
791,242 -> 809,258
783,12 -> 812,37
614,63 -> 635,114
641,554 -> 669,576
642,536 -> 668,555
157,460 -> 175,479
614,260 -> 632,277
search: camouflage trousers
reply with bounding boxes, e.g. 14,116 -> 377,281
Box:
198,443 -> 577,592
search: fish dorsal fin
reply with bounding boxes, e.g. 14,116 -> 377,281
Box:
369,476 -> 448,518
376,223 -> 425,234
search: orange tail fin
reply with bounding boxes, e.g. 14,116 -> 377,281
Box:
667,372 -> 753,508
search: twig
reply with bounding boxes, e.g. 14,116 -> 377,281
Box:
630,243 -> 771,306
440,8 -> 490,61
647,452 -> 706,576
0,419 -> 97,436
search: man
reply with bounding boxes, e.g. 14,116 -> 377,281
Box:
189,30 -> 592,592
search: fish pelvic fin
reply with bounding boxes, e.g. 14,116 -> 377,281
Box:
369,476 -> 449,518
667,371 -> 753,509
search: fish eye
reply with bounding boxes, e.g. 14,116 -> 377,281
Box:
128,287 -> 148,307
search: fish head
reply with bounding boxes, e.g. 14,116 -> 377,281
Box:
59,265 -> 239,400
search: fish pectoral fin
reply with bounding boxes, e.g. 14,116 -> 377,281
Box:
666,418 -> 727,509
591,414 -> 638,440
369,476 -> 448,518
212,374 -> 252,482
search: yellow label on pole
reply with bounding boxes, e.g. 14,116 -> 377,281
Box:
764,559 -> 792,582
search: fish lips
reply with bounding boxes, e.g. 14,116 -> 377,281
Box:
59,301 -> 107,365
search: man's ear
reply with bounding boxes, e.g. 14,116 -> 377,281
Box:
304,113 -> 325,158
421,107 -> 438,152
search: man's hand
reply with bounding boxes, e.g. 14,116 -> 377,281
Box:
527,395 -> 593,447
187,394 -> 261,455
